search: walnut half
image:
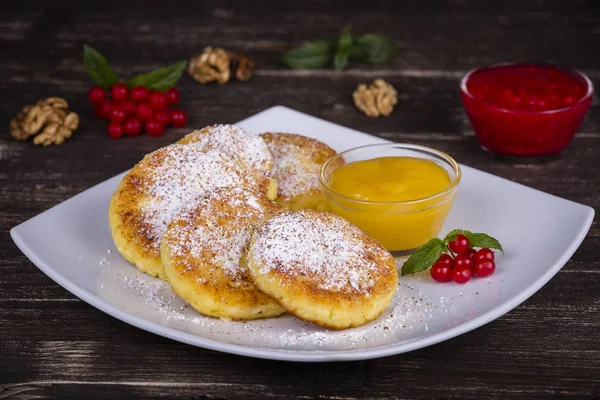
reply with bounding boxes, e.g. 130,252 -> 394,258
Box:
188,47 -> 255,84
353,79 -> 398,118
10,97 -> 79,146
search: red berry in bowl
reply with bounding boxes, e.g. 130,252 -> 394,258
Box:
130,86 -> 149,103
148,91 -> 167,110
94,101 -> 112,120
110,83 -> 129,103
121,100 -> 137,116
436,253 -> 453,267
475,248 -> 495,263
107,122 -> 124,139
154,109 -> 170,126
123,117 -> 143,136
475,260 -> 496,278
448,234 -> 469,254
145,120 -> 165,137
453,253 -> 473,270
88,86 -> 106,105
136,103 -> 154,121
109,105 -> 127,123
430,262 -> 452,283
170,109 -> 187,127
165,87 -> 180,106
452,265 -> 472,284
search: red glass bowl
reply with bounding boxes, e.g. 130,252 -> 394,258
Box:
460,64 -> 593,157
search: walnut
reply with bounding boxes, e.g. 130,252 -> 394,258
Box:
10,97 -> 79,146
188,47 -> 255,84
229,52 -> 256,81
188,47 -> 231,84
353,79 -> 398,117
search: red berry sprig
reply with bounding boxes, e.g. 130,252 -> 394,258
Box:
430,237 -> 496,284
401,229 -> 503,285
88,84 -> 187,139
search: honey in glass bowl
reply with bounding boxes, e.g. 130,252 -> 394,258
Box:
320,144 -> 461,253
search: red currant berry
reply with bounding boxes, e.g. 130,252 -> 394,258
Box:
448,234 -> 470,254
130,86 -> 149,103
123,117 -> 143,137
148,91 -> 168,110
474,260 -> 496,278
136,103 -> 154,121
107,122 -> 124,139
436,253 -> 453,267
145,120 -> 165,137
475,248 -> 495,263
109,104 -> 127,123
120,100 -> 137,116
110,83 -> 129,103
154,109 -> 170,126
453,253 -> 473,270
88,86 -> 106,105
94,101 -> 112,120
452,265 -> 472,284
170,109 -> 187,127
465,248 -> 477,262
430,262 -> 452,283
164,87 -> 180,106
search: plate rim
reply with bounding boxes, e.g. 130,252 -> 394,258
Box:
10,105 -> 596,362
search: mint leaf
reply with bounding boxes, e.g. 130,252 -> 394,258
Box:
464,232 -> 504,254
444,229 -> 503,254
401,238 -> 445,276
281,39 -> 336,69
83,44 -> 119,88
333,26 -> 353,70
126,60 -> 187,91
351,34 -> 397,64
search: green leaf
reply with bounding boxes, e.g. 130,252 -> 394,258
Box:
401,238 -> 445,276
83,44 -> 119,88
464,232 -> 504,254
280,39 -> 336,69
350,34 -> 397,64
333,26 -> 353,71
125,60 -> 187,91
444,229 -> 504,254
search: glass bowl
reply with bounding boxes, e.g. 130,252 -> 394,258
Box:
460,63 -> 594,157
319,143 -> 461,253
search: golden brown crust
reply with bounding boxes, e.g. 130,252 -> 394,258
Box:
260,133 -> 339,210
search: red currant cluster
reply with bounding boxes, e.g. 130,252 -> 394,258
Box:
430,234 -> 496,284
88,83 -> 188,139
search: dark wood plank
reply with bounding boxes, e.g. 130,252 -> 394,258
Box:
1,0 -> 599,399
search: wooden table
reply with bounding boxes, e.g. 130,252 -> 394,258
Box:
1,0 -> 598,398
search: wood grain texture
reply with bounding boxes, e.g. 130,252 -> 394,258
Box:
1,0 -> 599,398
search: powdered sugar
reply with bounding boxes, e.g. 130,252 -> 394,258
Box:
97,252 -> 446,351
264,137 -> 321,199
165,187 -> 277,278
181,125 -> 273,175
138,145 -> 249,250
250,210 -> 388,293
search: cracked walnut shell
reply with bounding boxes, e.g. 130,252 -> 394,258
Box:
353,79 -> 398,118
10,97 -> 79,146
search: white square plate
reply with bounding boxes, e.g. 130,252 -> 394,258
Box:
11,106 -> 594,362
